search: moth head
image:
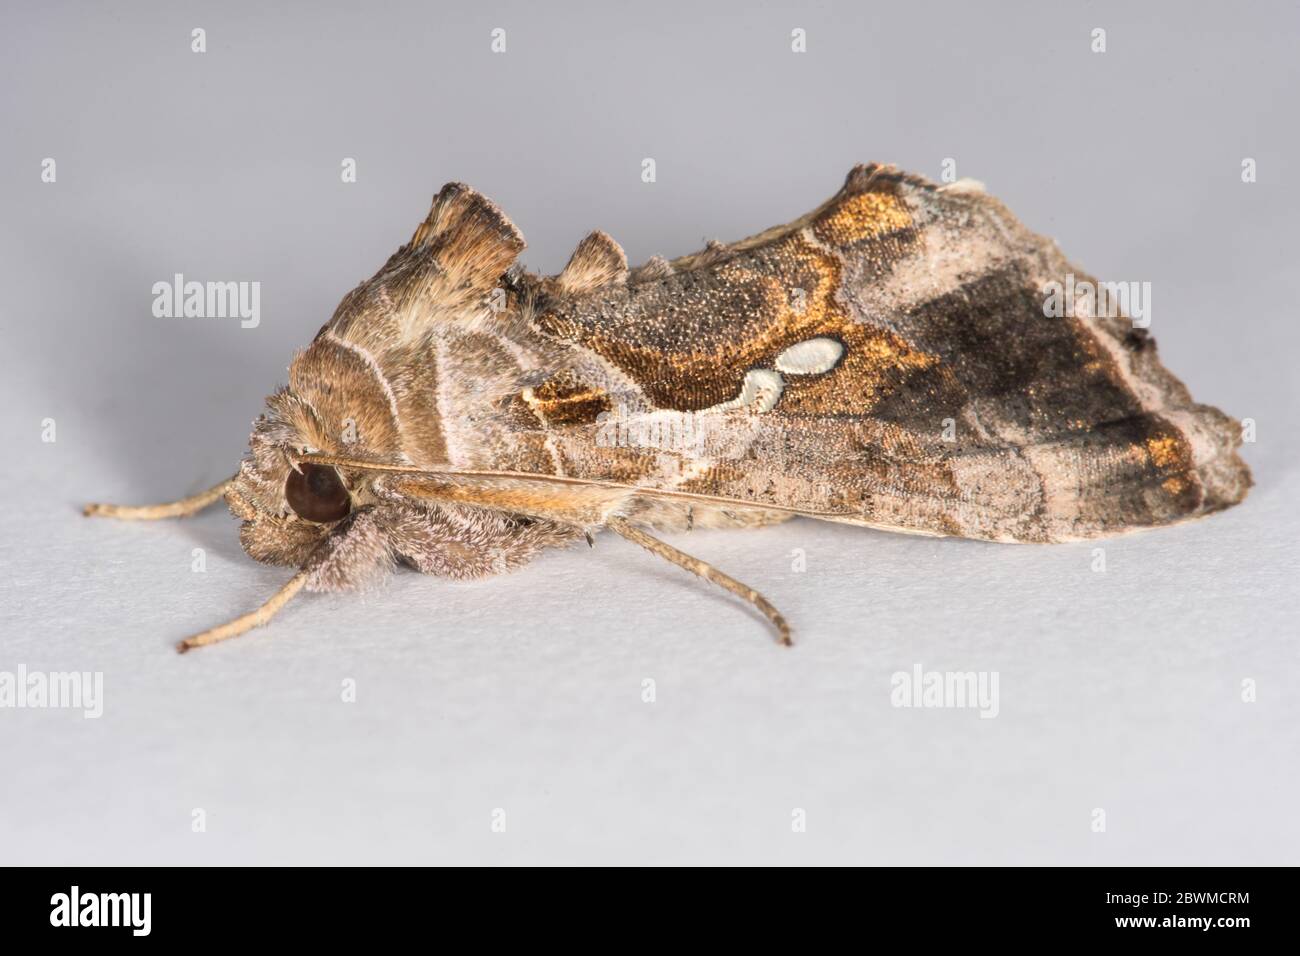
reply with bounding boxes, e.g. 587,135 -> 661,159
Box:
225,387 -> 378,567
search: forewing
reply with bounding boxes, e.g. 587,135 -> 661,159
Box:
523,165 -> 1250,543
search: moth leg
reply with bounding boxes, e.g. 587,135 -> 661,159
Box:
605,516 -> 792,646
176,570 -> 308,654
84,476 -> 236,520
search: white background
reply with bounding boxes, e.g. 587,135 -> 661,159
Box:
1,1 -> 1296,864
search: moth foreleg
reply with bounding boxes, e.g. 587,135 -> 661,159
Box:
84,476 -> 236,520
179,509 -> 393,652
605,516 -> 792,646
176,570 -> 308,653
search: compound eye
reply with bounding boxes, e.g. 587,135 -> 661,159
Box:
285,464 -> 351,523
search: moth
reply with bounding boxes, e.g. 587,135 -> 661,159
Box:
86,164 -> 1252,651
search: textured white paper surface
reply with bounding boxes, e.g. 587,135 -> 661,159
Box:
2,1 -> 1297,865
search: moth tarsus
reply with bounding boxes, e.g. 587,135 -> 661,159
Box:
83,477 -> 236,521
606,517 -> 793,647
176,571 -> 309,654
87,163 -> 1250,652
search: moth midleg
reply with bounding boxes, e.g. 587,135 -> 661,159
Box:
176,570 -> 308,653
606,516 -> 792,646
84,476 -> 236,520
